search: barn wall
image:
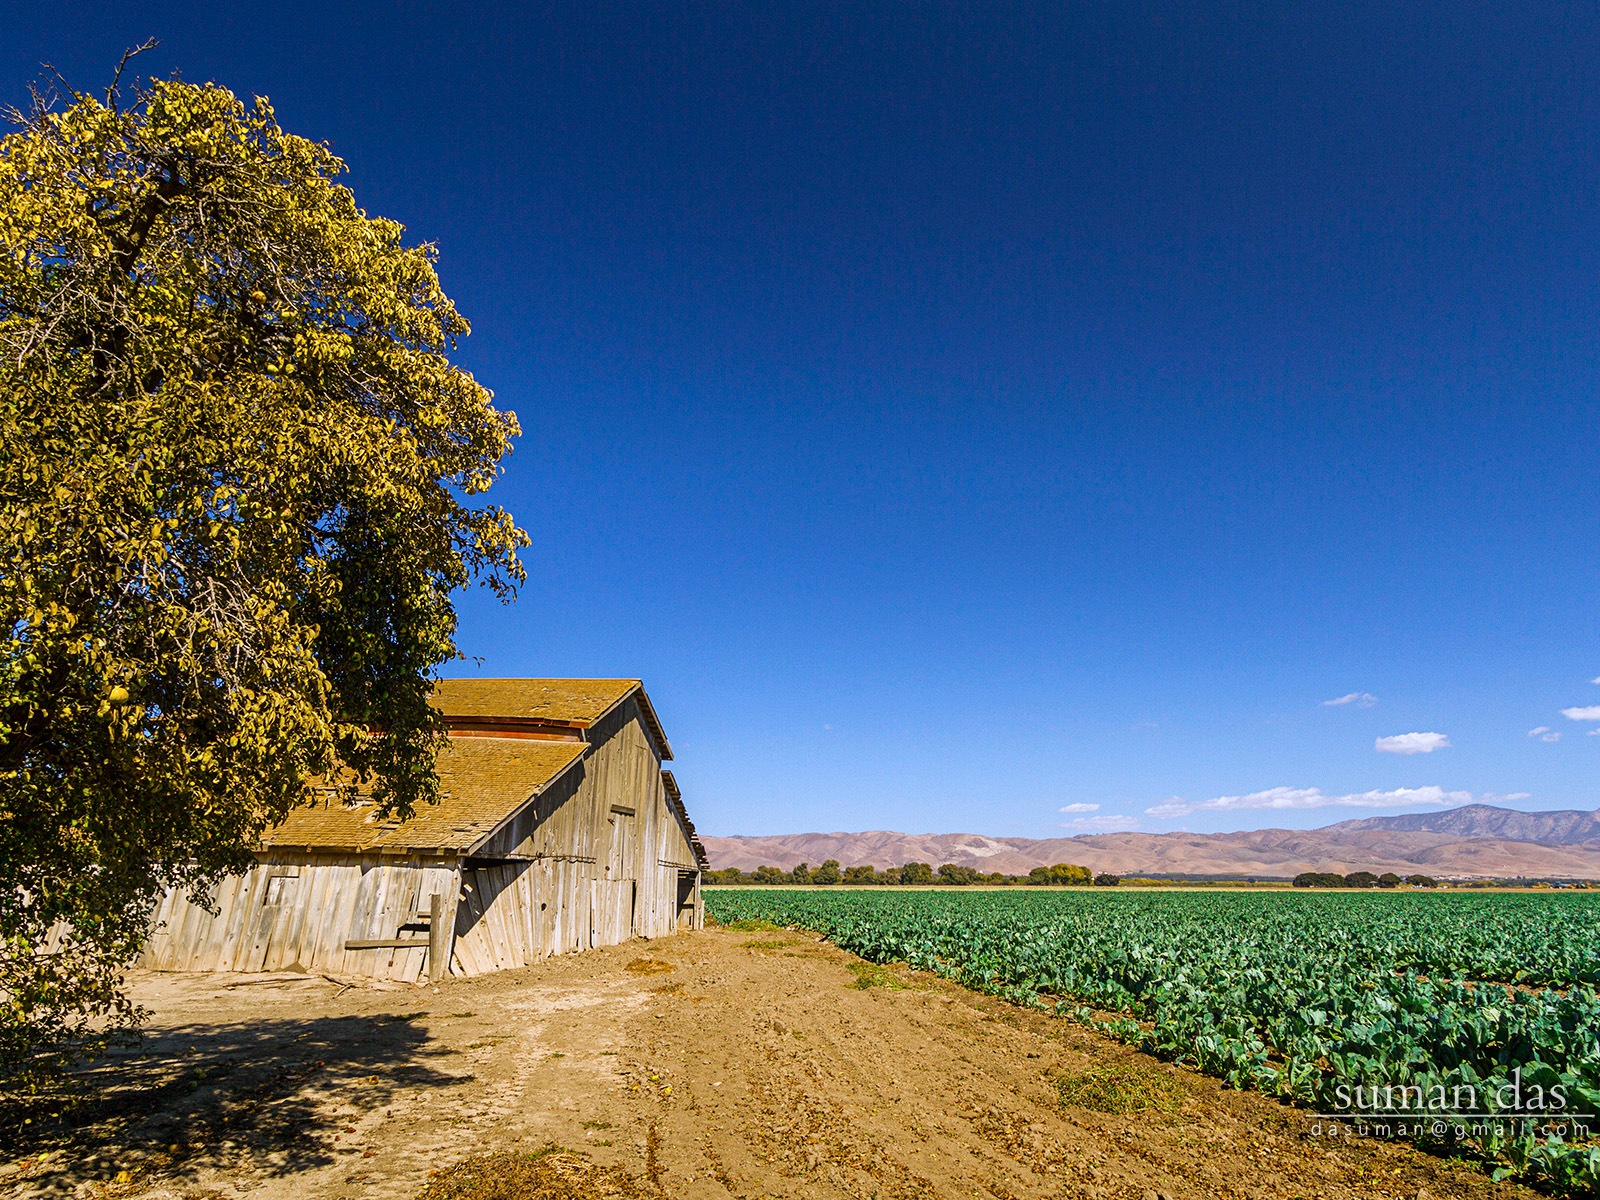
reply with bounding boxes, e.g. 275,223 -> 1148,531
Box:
135,697 -> 702,982
452,699 -> 702,974
139,854 -> 460,983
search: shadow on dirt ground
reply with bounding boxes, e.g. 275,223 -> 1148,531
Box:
3,1010 -> 462,1195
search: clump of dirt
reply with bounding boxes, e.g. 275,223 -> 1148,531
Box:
621,958 -> 673,976
417,1149 -> 645,1199
1052,1062 -> 1184,1114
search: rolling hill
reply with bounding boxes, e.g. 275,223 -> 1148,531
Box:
699,804 -> 1600,880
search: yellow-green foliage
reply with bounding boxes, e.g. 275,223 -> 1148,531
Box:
0,73 -> 526,1085
1027,863 -> 1092,885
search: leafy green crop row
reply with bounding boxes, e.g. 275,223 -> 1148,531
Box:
706,888 -> 1600,1193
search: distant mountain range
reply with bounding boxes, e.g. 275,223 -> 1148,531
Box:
1329,804 -> 1600,843
699,804 -> 1600,880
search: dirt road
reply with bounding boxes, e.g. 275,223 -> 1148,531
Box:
4,926 -> 1534,1200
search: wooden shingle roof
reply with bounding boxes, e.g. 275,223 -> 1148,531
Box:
432,678 -> 639,723
432,678 -> 673,760
263,738 -> 587,855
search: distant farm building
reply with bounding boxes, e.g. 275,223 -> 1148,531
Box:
139,679 -> 706,982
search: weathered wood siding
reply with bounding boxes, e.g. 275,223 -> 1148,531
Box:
136,696 -> 702,980
139,855 -> 461,983
453,697 -> 703,976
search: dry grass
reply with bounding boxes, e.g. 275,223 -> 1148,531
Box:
1051,1062 -> 1184,1115
740,938 -> 799,951
622,958 -> 674,976
847,962 -> 909,990
719,918 -> 783,932
417,1149 -> 648,1200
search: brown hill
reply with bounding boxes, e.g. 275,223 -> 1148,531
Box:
700,806 -> 1600,880
1327,804 -> 1600,844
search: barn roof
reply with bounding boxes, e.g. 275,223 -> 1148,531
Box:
432,678 -> 673,760
262,738 -> 588,855
662,770 -> 709,869
433,677 -> 637,722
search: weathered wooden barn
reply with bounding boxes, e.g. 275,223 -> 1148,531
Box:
139,679 -> 706,982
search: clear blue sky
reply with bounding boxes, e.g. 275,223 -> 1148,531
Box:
11,3 -> 1600,837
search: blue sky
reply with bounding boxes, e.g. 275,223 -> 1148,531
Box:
11,3 -> 1600,837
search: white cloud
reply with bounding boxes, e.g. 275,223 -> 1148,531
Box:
1562,706 -> 1600,721
1146,785 -> 1472,820
1059,815 -> 1140,833
1591,676 -> 1600,685
1323,692 -> 1378,708
1375,731 -> 1451,755
1058,803 -> 1100,814
1528,726 -> 1562,743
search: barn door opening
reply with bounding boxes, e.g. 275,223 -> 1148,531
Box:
676,870 -> 698,932
606,805 -> 637,944
607,805 -> 636,879
259,865 -> 300,971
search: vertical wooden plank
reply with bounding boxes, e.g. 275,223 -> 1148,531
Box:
484,864 -> 516,968
389,863 -> 424,982
451,870 -> 477,976
310,859 -> 357,971
338,860 -> 385,977
185,876 -> 228,971
457,870 -> 488,976
140,888 -> 177,969
467,865 -> 507,971
282,859 -> 327,970
141,887 -> 178,968
240,863 -> 281,973
156,886 -> 196,969
427,891 -> 444,982
213,870 -> 259,972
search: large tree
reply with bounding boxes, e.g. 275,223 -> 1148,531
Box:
0,71 -> 527,1088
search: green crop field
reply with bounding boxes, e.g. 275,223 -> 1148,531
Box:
706,888 -> 1600,1193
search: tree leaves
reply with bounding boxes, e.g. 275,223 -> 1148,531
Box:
0,73 -> 527,1089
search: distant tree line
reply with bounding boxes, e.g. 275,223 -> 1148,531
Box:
704,860 -> 1119,886
1292,871 -> 1436,888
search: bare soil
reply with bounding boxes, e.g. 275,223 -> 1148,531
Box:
2,927 -> 1538,1200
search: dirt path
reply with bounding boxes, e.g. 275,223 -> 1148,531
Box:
3,927 -> 1535,1200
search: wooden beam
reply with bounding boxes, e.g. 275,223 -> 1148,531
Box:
427,892 -> 446,984
344,938 -> 430,950
443,716 -> 588,740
